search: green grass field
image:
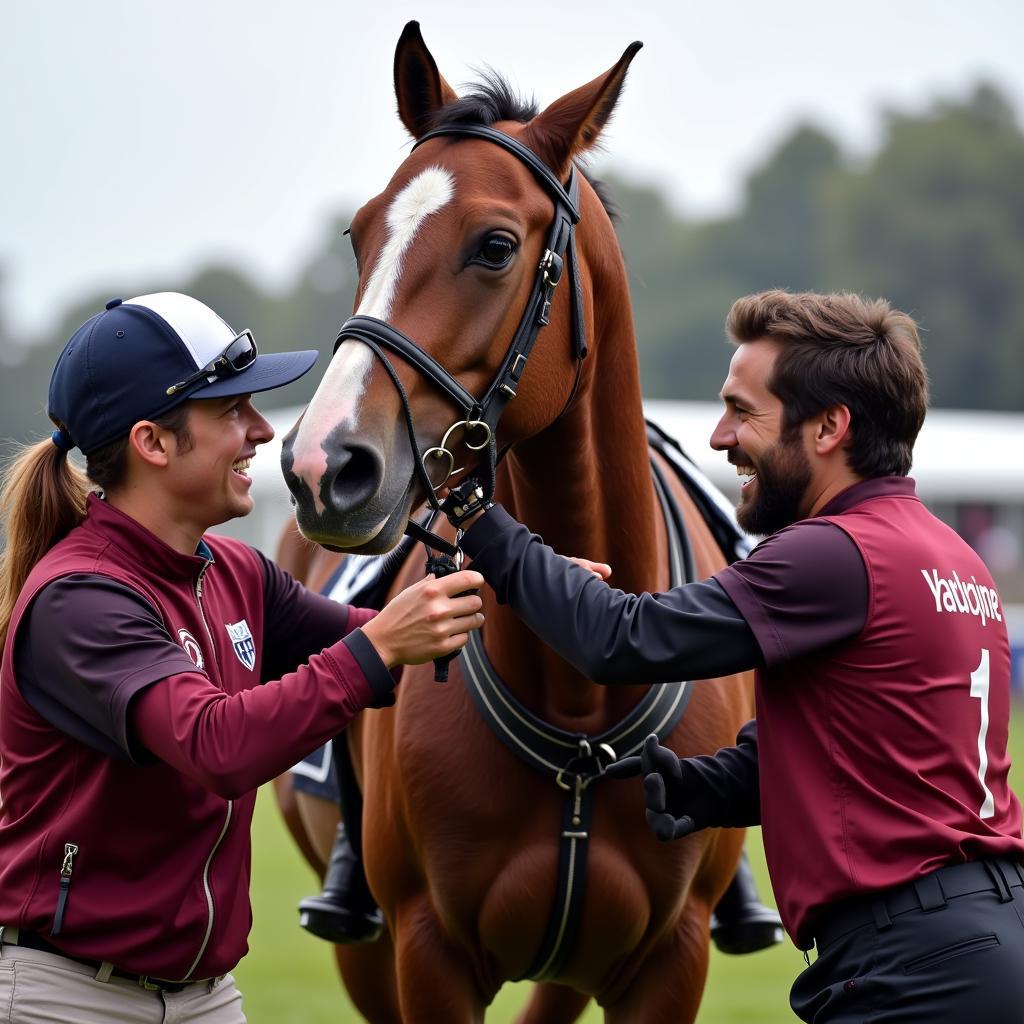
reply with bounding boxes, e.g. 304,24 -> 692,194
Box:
234,709 -> 1024,1023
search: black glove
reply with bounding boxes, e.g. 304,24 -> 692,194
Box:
605,721 -> 760,842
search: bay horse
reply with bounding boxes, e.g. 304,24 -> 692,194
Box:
280,22 -> 754,1022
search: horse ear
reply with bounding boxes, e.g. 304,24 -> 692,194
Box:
394,21 -> 460,139
523,41 -> 643,174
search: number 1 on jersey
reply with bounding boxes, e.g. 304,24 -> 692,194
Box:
969,648 -> 995,819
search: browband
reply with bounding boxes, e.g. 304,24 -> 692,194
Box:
414,124 -> 581,223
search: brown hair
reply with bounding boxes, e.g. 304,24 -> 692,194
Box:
725,290 -> 929,478
0,406 -> 193,649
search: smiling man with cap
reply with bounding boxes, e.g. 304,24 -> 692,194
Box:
0,292 -> 483,1023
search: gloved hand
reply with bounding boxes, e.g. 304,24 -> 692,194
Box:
605,722 -> 760,842
606,734 -> 710,840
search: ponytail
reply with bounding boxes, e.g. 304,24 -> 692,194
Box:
0,403 -> 194,650
0,438 -> 90,650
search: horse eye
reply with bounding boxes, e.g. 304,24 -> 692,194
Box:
475,234 -> 516,268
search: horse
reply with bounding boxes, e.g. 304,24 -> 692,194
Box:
279,22 -> 754,1022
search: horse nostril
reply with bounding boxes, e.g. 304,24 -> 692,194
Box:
325,444 -> 384,513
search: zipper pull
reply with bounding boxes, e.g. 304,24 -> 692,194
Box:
52,842 -> 78,936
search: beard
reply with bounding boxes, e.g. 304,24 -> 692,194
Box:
736,433 -> 813,536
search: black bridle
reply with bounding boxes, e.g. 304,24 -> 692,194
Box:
333,123 -> 588,558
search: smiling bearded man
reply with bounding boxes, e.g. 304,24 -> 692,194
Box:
731,427 -> 814,538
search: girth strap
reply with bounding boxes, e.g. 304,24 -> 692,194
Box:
461,445 -> 696,980
533,782 -> 595,982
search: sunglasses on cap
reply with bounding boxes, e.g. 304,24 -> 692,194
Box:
165,329 -> 258,397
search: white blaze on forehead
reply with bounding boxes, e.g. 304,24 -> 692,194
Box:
303,164 -> 456,435
357,165 -> 455,320
289,165 -> 456,500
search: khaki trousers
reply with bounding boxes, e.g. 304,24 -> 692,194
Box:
0,943 -> 246,1023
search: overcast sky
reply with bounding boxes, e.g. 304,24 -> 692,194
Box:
3,0 -> 1021,340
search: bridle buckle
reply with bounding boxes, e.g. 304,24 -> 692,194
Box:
539,249 -> 564,286
422,419 -> 493,493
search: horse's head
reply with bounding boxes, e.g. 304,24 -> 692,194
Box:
282,22 -> 641,552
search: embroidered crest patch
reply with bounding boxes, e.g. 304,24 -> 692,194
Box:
225,619 -> 256,671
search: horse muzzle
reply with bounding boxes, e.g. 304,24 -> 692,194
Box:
281,429 -> 414,553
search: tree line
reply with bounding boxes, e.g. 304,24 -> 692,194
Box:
1,80 -> 1022,451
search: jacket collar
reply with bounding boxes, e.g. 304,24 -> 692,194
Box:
817,475 -> 917,518
82,493 -> 215,580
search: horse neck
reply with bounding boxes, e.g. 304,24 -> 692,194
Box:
505,356 -> 660,591
481,254 -> 667,726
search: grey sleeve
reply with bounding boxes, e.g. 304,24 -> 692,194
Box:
462,505 -> 764,684
14,574 -> 199,761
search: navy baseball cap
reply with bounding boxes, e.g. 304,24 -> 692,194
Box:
48,292 -> 319,454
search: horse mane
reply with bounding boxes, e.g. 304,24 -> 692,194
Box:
432,68 -> 617,221
434,67 -> 539,128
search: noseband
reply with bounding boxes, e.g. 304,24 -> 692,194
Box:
333,123 -> 588,556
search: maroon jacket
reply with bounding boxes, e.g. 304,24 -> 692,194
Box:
0,495 -> 386,980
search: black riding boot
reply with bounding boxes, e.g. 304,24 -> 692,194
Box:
298,736 -> 384,944
298,821 -> 383,944
710,849 -> 784,954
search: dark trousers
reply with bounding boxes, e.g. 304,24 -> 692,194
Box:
790,859 -> 1024,1023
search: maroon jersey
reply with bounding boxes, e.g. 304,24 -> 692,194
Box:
742,480 -> 1023,946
